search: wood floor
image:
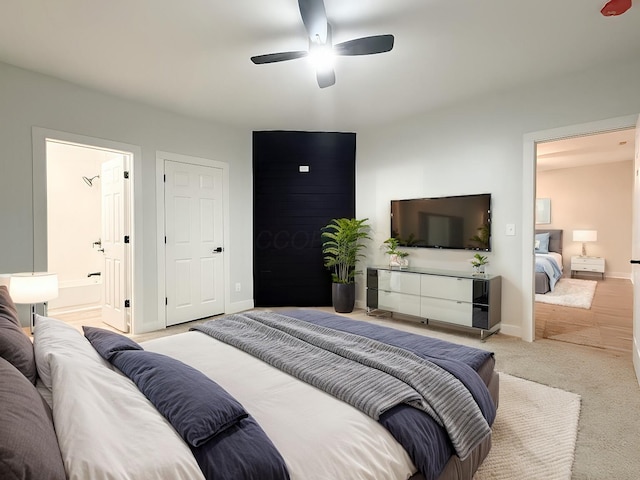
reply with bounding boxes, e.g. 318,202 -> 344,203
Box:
54,276 -> 634,353
535,276 -> 633,353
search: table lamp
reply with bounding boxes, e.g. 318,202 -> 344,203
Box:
572,230 -> 597,257
9,272 -> 58,333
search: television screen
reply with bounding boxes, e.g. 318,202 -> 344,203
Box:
390,193 -> 491,251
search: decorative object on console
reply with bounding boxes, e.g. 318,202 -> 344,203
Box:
9,272 -> 58,333
383,237 -> 409,268
572,230 -> 597,256
321,218 -> 370,313
470,254 -> 489,275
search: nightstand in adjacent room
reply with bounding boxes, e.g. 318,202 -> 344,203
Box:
570,256 -> 605,279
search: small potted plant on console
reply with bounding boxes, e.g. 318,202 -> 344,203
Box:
470,253 -> 489,275
383,237 -> 409,268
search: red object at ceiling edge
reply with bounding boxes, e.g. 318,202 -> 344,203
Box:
601,0 -> 632,16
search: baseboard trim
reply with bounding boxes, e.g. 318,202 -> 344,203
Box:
499,323 -> 522,339
226,299 -> 254,314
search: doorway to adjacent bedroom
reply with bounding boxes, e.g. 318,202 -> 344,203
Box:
533,128 -> 634,352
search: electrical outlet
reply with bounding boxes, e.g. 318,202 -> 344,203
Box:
235,283 -> 241,292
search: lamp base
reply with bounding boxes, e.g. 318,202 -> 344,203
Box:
582,243 -> 587,257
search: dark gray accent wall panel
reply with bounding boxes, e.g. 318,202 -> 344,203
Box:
253,131 -> 355,307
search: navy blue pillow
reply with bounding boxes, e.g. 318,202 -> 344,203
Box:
113,350 -> 249,447
83,327 -> 248,447
83,326 -> 143,360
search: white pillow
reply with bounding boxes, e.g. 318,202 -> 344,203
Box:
34,314 -> 205,480
33,314 -> 109,390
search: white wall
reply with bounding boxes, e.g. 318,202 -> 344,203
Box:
2,56 -> 640,337
357,58 -> 640,337
0,61 -> 252,331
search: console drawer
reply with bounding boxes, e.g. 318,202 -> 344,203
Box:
378,270 -> 421,295
421,275 -> 471,302
379,291 -> 421,317
420,297 -> 472,326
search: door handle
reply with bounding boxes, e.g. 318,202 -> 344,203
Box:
631,260 -> 640,264
212,247 -> 223,253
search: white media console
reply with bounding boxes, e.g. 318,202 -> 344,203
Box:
366,266 -> 501,339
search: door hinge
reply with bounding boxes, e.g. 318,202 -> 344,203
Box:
164,236 -> 167,244
164,174 -> 166,182
124,171 -> 130,179
124,299 -> 131,308
165,297 -> 168,306
124,235 -> 130,244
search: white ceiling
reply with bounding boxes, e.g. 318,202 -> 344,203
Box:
0,0 -> 639,133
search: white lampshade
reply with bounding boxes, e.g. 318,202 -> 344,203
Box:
572,230 -> 597,242
9,272 -> 59,304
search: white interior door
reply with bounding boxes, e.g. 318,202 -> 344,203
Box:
165,160 -> 224,326
101,156 -> 129,332
633,115 -> 640,385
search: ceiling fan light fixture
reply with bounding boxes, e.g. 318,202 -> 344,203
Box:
308,43 -> 335,73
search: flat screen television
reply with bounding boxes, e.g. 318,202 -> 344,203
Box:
390,193 -> 491,251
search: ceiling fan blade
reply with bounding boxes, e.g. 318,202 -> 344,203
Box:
298,0 -> 328,43
316,68 -> 335,88
334,35 -> 395,56
251,51 -> 308,65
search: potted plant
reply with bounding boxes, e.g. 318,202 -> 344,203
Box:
383,237 -> 409,268
470,253 -> 489,275
321,218 -> 370,313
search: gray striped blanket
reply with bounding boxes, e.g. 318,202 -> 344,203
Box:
193,311 -> 490,460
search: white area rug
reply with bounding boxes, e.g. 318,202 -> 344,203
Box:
535,278 -> 597,309
474,373 -> 581,480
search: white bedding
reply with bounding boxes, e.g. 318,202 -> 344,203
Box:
34,316 -> 416,480
142,332 -> 416,480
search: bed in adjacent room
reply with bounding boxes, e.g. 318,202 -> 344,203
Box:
0,285 -> 498,480
535,229 -> 564,294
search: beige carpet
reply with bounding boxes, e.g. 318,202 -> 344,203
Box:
535,278 -> 597,309
474,373 -> 580,480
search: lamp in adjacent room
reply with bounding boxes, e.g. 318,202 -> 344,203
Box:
572,230 -> 598,257
9,272 -> 58,333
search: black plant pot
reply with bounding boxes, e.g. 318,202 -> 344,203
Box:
332,283 -> 356,313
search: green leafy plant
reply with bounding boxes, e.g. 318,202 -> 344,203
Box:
321,218 -> 371,284
470,253 -> 489,267
383,237 -> 409,258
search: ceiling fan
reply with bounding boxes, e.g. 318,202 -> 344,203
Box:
250,0 -> 394,88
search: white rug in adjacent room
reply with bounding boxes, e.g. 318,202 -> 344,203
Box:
535,278 -> 597,309
474,373 -> 581,480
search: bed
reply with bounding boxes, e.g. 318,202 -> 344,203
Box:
535,229 -> 564,294
0,285 -> 499,480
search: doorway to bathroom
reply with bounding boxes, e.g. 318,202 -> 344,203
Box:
45,138 -> 133,333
